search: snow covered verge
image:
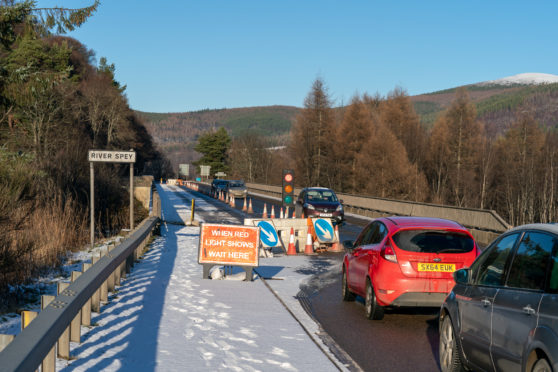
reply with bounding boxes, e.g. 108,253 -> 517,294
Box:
0,236 -> 125,337
1,184 -> 354,371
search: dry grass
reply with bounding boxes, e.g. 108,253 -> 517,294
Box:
0,195 -> 87,293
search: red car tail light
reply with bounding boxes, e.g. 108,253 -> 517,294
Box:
381,244 -> 397,263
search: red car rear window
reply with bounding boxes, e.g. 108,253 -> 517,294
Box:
392,230 -> 474,254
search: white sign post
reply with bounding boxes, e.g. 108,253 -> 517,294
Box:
88,150 -> 136,250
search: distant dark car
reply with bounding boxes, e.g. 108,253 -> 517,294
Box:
295,187 -> 344,225
439,223 -> 558,372
211,179 -> 229,196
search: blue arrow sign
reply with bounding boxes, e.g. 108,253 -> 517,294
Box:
313,218 -> 335,243
257,220 -> 279,247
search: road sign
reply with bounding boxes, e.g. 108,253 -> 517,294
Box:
257,220 -> 279,247
313,218 -> 335,243
198,223 -> 260,267
179,164 -> 189,177
200,165 -> 211,177
88,149 -> 136,251
88,150 -> 136,163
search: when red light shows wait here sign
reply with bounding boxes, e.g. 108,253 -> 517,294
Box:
198,224 -> 260,267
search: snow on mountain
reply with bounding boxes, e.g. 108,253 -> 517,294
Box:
478,73 -> 558,86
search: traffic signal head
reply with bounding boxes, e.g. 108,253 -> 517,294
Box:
282,169 -> 294,206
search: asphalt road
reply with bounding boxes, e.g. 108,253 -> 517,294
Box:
181,187 -> 443,371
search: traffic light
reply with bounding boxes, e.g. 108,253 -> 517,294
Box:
282,169 -> 294,206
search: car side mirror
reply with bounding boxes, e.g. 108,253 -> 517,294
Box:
339,199 -> 344,204
453,268 -> 470,285
343,240 -> 355,252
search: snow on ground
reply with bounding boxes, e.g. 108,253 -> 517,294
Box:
479,72 -> 558,86
0,236 -> 124,337
44,184 -> 348,371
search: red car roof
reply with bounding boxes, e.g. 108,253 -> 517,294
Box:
381,216 -> 466,231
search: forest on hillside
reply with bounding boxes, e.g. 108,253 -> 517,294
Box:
0,1 -> 171,299
138,106 -> 298,170
226,79 -> 558,228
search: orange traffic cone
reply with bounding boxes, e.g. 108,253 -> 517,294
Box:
262,203 -> 268,218
280,207 -> 284,219
248,198 -> 254,214
287,227 -> 297,255
242,197 -> 248,212
305,226 -> 315,255
329,224 -> 342,252
230,195 -> 235,207
292,209 -> 296,218
270,205 -> 275,219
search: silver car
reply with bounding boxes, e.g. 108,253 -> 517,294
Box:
226,180 -> 247,198
439,223 -> 558,372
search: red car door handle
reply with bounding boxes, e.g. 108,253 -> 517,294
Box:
523,306 -> 536,316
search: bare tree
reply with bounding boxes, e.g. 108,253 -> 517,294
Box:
290,78 -> 335,187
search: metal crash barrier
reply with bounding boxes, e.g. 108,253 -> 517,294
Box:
0,216 -> 159,372
244,183 -> 511,246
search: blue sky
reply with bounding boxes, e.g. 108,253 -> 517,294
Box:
37,0 -> 558,113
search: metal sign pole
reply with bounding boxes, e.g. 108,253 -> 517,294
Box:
130,163 -> 134,230
90,162 -> 95,250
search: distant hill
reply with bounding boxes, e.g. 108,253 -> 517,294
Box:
139,73 -> 558,172
411,73 -> 558,135
137,105 -> 299,170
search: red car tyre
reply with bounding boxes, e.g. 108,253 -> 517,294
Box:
342,268 -> 355,301
365,279 -> 384,320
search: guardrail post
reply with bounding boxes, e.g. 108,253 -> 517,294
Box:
70,271 -> 82,343
100,248 -> 108,302
0,334 -> 14,352
21,311 -> 38,371
41,295 -> 56,372
57,282 -> 71,359
113,247 -> 122,286
81,264 -> 92,326
91,255 -> 101,312
107,244 -> 116,292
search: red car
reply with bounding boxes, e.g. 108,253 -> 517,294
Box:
342,216 -> 479,320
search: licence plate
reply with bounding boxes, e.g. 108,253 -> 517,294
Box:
417,263 -> 456,272
319,213 -> 332,217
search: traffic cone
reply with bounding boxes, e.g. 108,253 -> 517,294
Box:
287,227 -> 297,255
248,198 -> 254,214
305,226 -> 316,255
230,195 -> 235,207
280,207 -> 284,219
329,224 -> 342,252
270,205 -> 275,219
262,203 -> 268,218
292,209 -> 296,218
242,197 -> 248,212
